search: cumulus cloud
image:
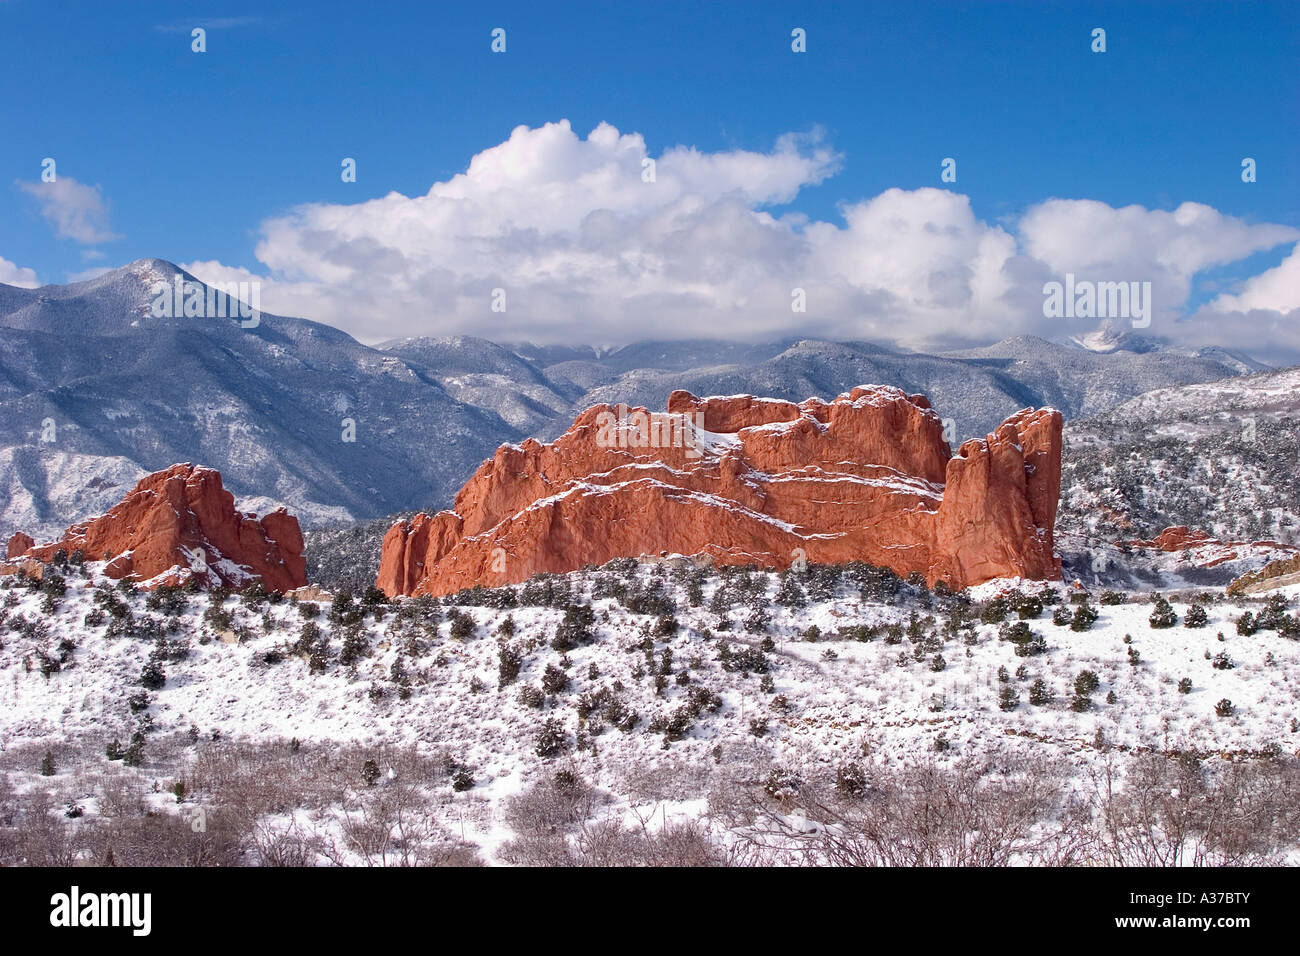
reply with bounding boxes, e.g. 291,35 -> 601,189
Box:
15,176 -> 121,245
181,119 -> 1300,362
1211,243 -> 1300,314
0,255 -> 38,288
1021,199 -> 1300,331
1158,245 -> 1300,365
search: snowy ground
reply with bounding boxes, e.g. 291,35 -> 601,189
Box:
2,559 -> 1298,865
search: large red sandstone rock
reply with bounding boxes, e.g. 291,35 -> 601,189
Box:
377,386 -> 1064,596
4,463 -> 306,592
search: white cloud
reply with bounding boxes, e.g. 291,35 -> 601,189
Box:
181,119 -> 1300,362
1211,243 -> 1300,314
15,176 -> 121,245
1156,244 -> 1300,365
1020,199 -> 1299,331
0,255 -> 38,288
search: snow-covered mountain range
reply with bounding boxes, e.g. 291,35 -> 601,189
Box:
0,259 -> 1274,542
0,261 -> 517,539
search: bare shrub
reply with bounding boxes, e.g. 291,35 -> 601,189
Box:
16,790 -> 78,866
250,819 -> 321,867
710,755 -> 1068,866
501,807 -> 730,867
85,812 -> 247,867
503,770 -> 605,837
618,761 -> 716,805
568,816 -> 728,866
1084,753 -> 1300,866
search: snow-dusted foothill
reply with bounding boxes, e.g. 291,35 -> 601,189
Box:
2,556 -> 1298,865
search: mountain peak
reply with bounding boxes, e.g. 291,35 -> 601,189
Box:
1067,320 -> 1160,355
64,257 -> 188,290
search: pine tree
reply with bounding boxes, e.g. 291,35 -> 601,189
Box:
1015,594 -> 1044,620
329,590 -> 361,626
1070,603 -> 1099,632
338,625 -> 368,665
497,644 -> 523,690
534,718 -> 567,758
139,648 -> 166,690
1074,669 -> 1100,695
1029,678 -> 1053,706
542,662 -> 569,695
123,732 -> 145,767
1148,597 -> 1178,629
551,603 -> 594,650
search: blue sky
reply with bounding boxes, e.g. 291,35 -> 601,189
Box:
2,0 -> 1298,356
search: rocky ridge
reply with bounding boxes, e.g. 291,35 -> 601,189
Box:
377,386 -> 1064,596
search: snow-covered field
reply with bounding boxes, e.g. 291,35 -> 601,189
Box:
2,559 -> 1298,865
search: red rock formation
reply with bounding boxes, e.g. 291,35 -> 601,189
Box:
1126,526 -> 1293,570
377,386 -> 1064,596
1136,526 -> 1215,552
4,463 -> 306,592
6,532 -> 33,559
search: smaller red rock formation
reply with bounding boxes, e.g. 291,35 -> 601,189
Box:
3,464 -> 307,592
1126,526 -> 1295,570
1136,526 -> 1215,552
6,532 -> 33,559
